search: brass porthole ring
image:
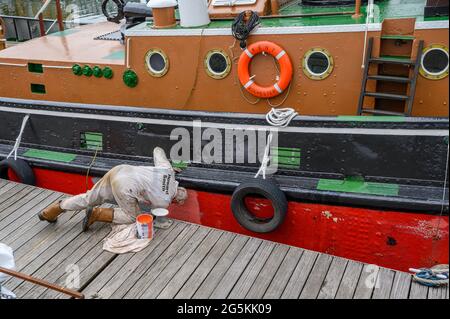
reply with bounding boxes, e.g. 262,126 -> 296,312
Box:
204,49 -> 232,80
420,44 -> 449,80
145,48 -> 169,77
302,48 -> 334,80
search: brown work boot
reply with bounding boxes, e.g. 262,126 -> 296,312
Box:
38,201 -> 64,223
82,207 -> 114,232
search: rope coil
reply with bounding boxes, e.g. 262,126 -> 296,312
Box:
410,265 -> 449,287
231,11 -> 260,49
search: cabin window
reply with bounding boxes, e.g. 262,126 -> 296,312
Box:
30,84 -> 46,94
420,44 -> 449,80
28,63 -> 43,73
204,50 -> 231,79
145,49 -> 169,77
302,48 -> 334,80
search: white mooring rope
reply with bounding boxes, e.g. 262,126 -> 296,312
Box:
255,107 -> 298,179
7,114 -> 30,160
265,107 -> 298,128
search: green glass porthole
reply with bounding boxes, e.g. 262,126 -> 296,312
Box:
123,69 -> 138,88
93,66 -> 103,78
103,67 -> 114,79
82,65 -> 93,77
72,64 -> 82,76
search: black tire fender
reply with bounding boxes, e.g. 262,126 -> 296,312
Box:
0,158 -> 36,185
231,179 -> 288,233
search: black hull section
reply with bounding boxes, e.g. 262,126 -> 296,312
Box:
0,97 -> 448,214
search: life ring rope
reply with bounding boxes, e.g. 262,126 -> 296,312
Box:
238,41 -> 293,99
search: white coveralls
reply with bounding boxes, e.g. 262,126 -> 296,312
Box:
60,149 -> 178,224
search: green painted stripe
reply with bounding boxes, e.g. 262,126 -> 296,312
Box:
271,149 -> 301,157
381,35 -> 415,40
273,147 -> 301,152
337,115 -> 405,122
172,161 -> 189,169
272,156 -> 300,166
379,55 -> 412,61
23,149 -> 77,163
277,163 -> 300,169
317,177 -> 399,196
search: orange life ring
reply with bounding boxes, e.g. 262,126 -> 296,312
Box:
238,41 -> 293,99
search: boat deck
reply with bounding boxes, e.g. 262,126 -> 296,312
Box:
0,179 -> 448,299
0,21 -> 124,65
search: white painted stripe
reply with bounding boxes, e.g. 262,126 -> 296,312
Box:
275,50 -> 286,60
273,83 -> 283,93
244,49 -> 253,58
415,20 -> 449,30
0,106 -> 447,137
244,80 -> 254,89
0,62 -> 27,67
42,65 -> 73,69
125,23 -> 382,37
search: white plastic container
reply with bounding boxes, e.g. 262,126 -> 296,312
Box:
178,0 -> 211,28
0,243 -> 15,283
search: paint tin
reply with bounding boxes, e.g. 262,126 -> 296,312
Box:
136,214 -> 154,239
152,208 -> 169,217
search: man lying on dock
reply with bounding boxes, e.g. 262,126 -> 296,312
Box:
38,147 -> 188,230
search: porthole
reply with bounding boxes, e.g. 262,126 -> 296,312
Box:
145,49 -> 169,77
302,48 -> 334,80
420,44 -> 449,80
204,49 -> 232,79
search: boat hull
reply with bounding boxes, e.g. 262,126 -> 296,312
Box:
0,98 -> 448,272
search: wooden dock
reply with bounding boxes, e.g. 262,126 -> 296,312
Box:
0,179 -> 448,299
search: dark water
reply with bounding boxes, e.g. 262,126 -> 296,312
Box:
0,0 -> 139,19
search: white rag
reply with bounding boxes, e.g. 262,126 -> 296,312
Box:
103,224 -> 151,254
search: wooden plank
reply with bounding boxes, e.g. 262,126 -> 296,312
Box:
175,232 -> 236,299
409,280 -> 429,299
353,264 -> 378,299
83,224 -> 183,299
5,213 -> 86,290
245,244 -> 290,299
191,235 -> 249,299
0,188 -> 49,231
299,253 -> 333,299
428,285 -> 448,299
0,184 -> 34,217
263,247 -> 303,299
157,229 -> 224,299
140,227 -> 212,299
0,180 -> 21,198
335,260 -> 363,299
281,250 -> 318,299
14,224 -> 111,298
33,205 -> 116,299
390,271 -> 412,299
317,257 -> 348,299
372,267 -> 395,299
123,224 -> 199,299
208,237 -> 262,299
227,241 -> 276,299
0,192 -> 64,246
